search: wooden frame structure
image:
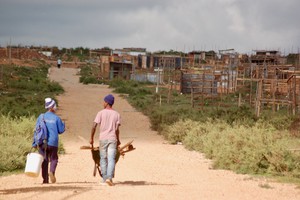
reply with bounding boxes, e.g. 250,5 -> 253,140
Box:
236,64 -> 300,116
179,62 -> 300,116
180,65 -> 237,109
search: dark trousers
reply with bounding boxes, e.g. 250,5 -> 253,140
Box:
39,145 -> 58,183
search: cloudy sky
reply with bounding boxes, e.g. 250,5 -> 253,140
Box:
0,0 -> 299,54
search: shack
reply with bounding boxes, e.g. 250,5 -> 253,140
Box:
109,61 -> 132,80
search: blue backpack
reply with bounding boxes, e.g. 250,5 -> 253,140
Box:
33,114 -> 48,147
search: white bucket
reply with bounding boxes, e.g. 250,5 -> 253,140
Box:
24,152 -> 44,177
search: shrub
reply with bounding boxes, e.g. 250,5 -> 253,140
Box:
79,65 -> 106,84
149,106 -> 201,133
0,115 -> 35,173
259,111 -> 294,131
162,119 -> 207,144
0,64 -> 64,117
208,105 -> 257,127
165,119 -> 300,179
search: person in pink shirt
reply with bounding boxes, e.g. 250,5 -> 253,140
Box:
90,94 -> 121,186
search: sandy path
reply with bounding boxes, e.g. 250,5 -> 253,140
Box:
0,67 -> 300,200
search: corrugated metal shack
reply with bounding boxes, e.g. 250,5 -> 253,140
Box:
181,67 -> 237,95
180,66 -> 238,108
181,72 -> 218,95
109,61 -> 132,80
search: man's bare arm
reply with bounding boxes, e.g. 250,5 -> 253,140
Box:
90,122 -> 98,146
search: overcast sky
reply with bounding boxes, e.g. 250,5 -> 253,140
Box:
0,0 -> 299,54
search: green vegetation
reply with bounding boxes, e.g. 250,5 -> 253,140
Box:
0,63 -> 65,175
61,47 -> 90,62
48,46 -> 90,62
164,119 -> 300,180
0,63 -> 64,116
0,115 -> 35,174
79,64 -> 107,84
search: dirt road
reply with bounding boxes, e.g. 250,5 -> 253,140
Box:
0,67 -> 299,200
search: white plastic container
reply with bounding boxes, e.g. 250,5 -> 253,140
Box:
24,152 -> 44,177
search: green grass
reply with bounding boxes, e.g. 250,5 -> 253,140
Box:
0,64 -> 64,117
0,115 -> 35,174
79,64 -> 107,84
164,119 -> 300,184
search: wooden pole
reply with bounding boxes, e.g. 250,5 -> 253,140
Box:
250,65 -> 253,106
160,95 -> 162,106
293,76 -> 296,115
191,78 -> 194,108
0,65 -> 3,82
9,37 -> 12,64
272,79 -> 276,112
167,72 -> 171,104
255,79 -> 262,117
202,73 -> 205,110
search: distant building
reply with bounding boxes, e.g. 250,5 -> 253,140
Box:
112,48 -> 146,56
109,61 -> 132,80
123,48 -> 147,56
90,48 -> 112,57
150,54 -> 182,69
251,50 -> 281,65
111,47 -> 147,69
188,51 -> 218,66
287,53 -> 300,67
188,51 -> 205,66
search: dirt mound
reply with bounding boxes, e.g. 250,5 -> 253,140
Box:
0,47 -> 51,67
0,47 -> 48,61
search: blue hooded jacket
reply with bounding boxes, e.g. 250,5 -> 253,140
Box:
33,111 -> 65,147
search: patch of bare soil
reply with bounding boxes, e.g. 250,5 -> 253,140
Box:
0,66 -> 299,200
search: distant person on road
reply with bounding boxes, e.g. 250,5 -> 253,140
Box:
32,98 -> 65,184
90,94 -> 121,186
57,58 -> 62,68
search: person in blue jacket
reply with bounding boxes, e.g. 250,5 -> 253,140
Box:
33,97 -> 65,184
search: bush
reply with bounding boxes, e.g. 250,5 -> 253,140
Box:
165,119 -> 300,179
259,111 -> 294,131
208,105 -> 257,127
79,65 -> 106,84
161,119 -> 207,144
0,64 -> 64,117
0,115 -> 35,173
149,106 -> 201,133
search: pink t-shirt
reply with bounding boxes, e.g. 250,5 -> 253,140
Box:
94,108 -> 121,141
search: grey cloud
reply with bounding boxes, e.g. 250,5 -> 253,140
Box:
0,0 -> 299,53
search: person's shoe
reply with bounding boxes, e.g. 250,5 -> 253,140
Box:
100,180 -> 107,186
49,172 -> 56,183
105,179 -> 114,186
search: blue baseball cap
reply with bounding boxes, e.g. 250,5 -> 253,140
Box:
104,94 -> 114,105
